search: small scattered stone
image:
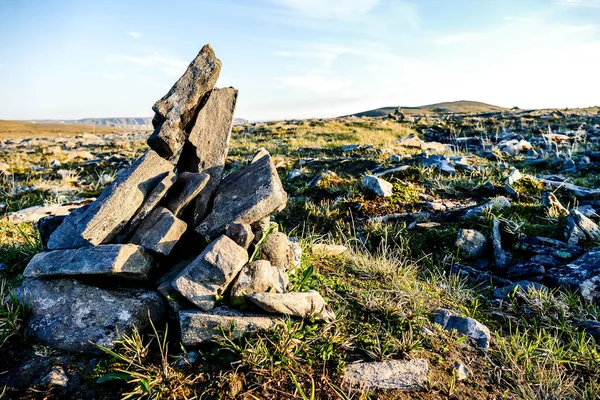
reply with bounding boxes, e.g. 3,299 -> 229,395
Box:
288,169 -> 302,180
343,359 -> 429,391
249,290 -> 334,321
362,175 -> 393,197
40,366 -> 68,388
455,229 -> 487,258
432,309 -> 491,349
453,363 -> 468,381
465,196 -> 511,219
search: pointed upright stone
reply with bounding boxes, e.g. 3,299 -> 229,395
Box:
195,154 -> 287,239
47,150 -> 173,249
177,88 -> 238,223
147,45 -> 222,159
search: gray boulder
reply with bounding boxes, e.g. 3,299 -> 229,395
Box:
195,154 -> 287,238
162,172 -> 210,217
147,44 -> 222,158
179,307 -> 282,346
565,209 -> 600,245
173,235 -> 248,311
48,150 -> 173,249
455,229 -> 487,258
225,222 -> 255,249
343,359 -> 429,391
432,309 -> 491,349
361,175 -> 393,197
230,260 -> 289,306
177,88 -> 238,223
130,207 -> 187,256
18,278 -> 165,354
546,247 -> 600,303
23,244 -> 153,280
248,290 -> 334,321
258,231 -> 295,271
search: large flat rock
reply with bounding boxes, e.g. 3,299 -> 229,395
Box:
47,150 -> 173,249
173,235 -> 248,311
23,244 -> 153,280
177,88 -> 238,223
248,290 -> 334,321
343,359 -> 429,391
17,279 -> 166,354
195,153 -> 287,238
147,44 -> 222,159
179,307 -> 282,345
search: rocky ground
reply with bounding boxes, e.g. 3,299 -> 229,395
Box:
2,106 -> 600,399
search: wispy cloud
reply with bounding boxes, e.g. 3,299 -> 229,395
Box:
554,0 -> 600,6
275,75 -> 352,94
126,31 -> 142,39
105,53 -> 187,76
101,73 -> 125,80
273,0 -> 380,20
433,32 -> 480,45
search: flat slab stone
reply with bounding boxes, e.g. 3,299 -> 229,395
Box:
177,88 -> 238,223
130,207 -> 187,256
195,153 -> 287,238
8,199 -> 94,224
148,45 -> 222,159
173,235 -> 248,311
343,359 -> 429,391
47,150 -> 173,249
163,172 -> 209,217
17,279 -> 166,354
248,290 -> 334,321
179,307 -> 282,345
23,244 -> 153,280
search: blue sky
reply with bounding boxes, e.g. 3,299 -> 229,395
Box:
0,0 -> 599,121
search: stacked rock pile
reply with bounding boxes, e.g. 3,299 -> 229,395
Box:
17,44 -> 333,354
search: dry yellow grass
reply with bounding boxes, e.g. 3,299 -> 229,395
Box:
0,120 -> 120,139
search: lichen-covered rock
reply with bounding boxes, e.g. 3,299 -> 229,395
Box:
195,154 -> 287,238
249,290 -> 334,321
455,229 -> 487,258
17,279 -> 166,354
23,244 -> 153,280
230,260 -> 289,306
258,231 -> 295,271
179,307 -> 282,345
173,235 -> 248,311
343,359 -> 429,391
47,150 -> 173,249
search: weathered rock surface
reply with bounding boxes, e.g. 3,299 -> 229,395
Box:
173,235 -> 248,311
565,209 -> 600,245
177,88 -> 238,223
230,260 -> 289,305
343,359 -> 429,391
465,196 -> 511,219
40,366 -> 69,388
163,172 -> 210,217
18,279 -> 165,354
48,150 -> 173,249
225,222 -> 255,249
118,171 -> 177,239
249,290 -> 334,321
38,215 -> 66,251
8,199 -> 93,224
506,262 -> 545,282
148,44 -> 222,158
195,154 -> 287,238
23,244 -> 152,280
362,175 -> 393,197
130,207 -> 187,256
432,309 -> 491,349
546,247 -> 600,303
258,231 -> 295,271
455,229 -> 487,258
492,219 -> 511,274
179,307 -> 282,345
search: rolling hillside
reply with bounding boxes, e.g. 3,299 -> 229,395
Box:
0,120 -> 121,139
349,100 -> 508,117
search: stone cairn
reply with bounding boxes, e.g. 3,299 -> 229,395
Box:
17,44 -> 333,354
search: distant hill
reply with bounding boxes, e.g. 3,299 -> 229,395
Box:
0,120 -> 121,139
27,117 -> 249,130
348,100 -> 508,118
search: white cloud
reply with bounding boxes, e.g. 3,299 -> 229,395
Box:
101,73 -> 124,80
126,31 -> 142,39
273,0 -> 380,20
106,53 -> 187,77
433,32 -> 480,45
